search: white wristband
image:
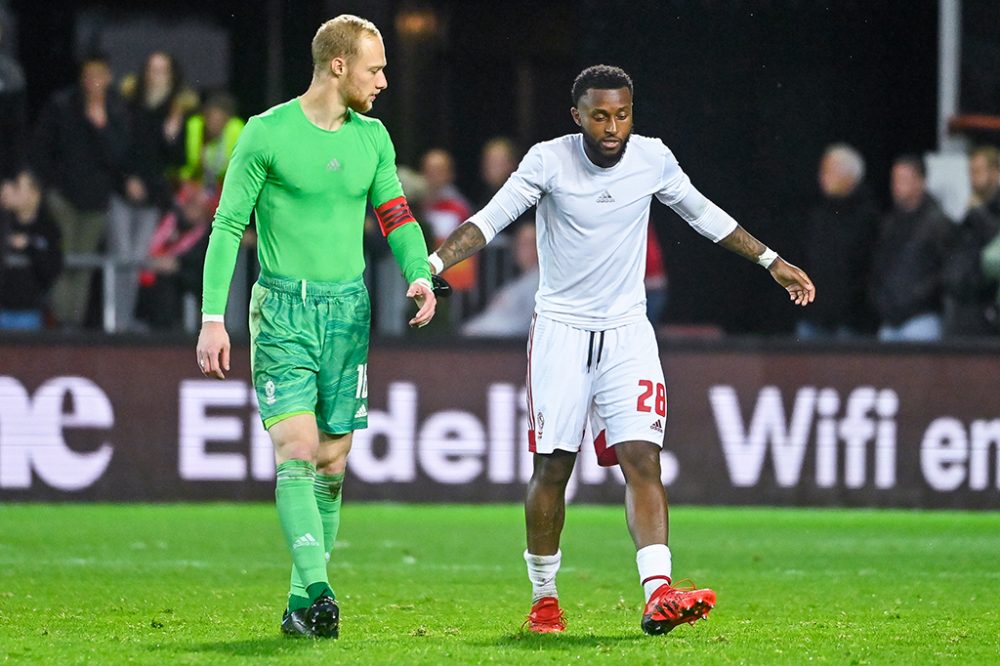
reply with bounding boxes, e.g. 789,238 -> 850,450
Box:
412,277 -> 432,292
757,247 -> 778,268
202,314 -> 225,323
428,252 -> 444,275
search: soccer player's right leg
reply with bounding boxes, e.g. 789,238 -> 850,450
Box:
270,415 -> 338,637
521,315 -> 593,632
523,450 -> 576,633
289,432 -> 350,607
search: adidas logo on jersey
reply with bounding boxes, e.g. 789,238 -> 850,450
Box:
327,158 -> 342,171
355,404 -> 368,418
596,190 -> 615,203
650,419 -> 663,433
292,533 -> 319,549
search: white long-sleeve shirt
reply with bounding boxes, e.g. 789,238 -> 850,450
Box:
470,133 -> 738,329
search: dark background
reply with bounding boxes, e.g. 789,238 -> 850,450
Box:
9,0 -> 1000,333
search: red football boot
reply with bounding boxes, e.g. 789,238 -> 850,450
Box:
641,582 -> 715,635
523,596 -> 566,633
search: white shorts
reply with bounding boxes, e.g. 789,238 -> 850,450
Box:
526,314 -> 667,461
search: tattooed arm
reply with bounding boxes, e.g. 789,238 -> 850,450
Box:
431,221 -> 488,274
717,224 -> 767,261
429,144 -> 544,274
665,184 -> 816,307
719,225 -> 817,307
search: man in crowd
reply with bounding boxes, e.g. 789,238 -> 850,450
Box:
33,52 -> 129,328
0,170 -> 62,329
943,145 -> 1000,336
797,144 -> 878,338
870,155 -> 951,341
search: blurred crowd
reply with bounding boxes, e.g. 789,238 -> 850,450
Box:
2,42 -> 999,341
798,143 -> 1000,342
1,48 -> 242,333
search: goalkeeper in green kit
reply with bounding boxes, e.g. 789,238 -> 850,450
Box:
196,14 -> 437,639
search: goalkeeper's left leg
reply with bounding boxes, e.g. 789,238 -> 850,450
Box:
289,471 -> 344,609
288,433 -> 351,610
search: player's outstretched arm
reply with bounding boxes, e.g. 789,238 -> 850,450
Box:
718,225 -> 816,307
196,321 -> 231,379
429,221 -> 488,274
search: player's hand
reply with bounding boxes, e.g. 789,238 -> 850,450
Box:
407,279 -> 437,328
196,321 -> 231,379
769,257 -> 816,307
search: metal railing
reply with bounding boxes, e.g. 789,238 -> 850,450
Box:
61,252 -> 251,335
31,245 -> 515,335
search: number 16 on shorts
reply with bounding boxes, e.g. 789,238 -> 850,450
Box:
356,363 -> 368,399
637,379 -> 666,417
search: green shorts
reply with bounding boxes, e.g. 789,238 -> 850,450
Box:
249,273 -> 370,433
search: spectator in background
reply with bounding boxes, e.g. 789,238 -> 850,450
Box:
943,145 -> 1000,336
966,145 -> 1000,209
33,52 -> 129,328
179,92 -> 245,191
982,219 -> 1000,326
645,222 -> 668,326
797,143 -> 879,339
0,20 -> 26,180
0,170 -> 62,329
476,137 -> 532,306
461,221 -> 538,337
136,182 -> 213,330
478,137 -> 520,207
420,148 -> 474,320
871,155 -> 951,342
111,51 -> 199,332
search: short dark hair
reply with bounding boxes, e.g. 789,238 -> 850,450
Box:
571,65 -> 633,106
203,91 -> 237,117
894,154 -> 926,178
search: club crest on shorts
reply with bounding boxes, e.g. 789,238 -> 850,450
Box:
536,412 -> 544,438
264,379 -> 277,405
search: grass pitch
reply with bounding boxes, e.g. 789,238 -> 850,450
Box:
0,503 -> 997,664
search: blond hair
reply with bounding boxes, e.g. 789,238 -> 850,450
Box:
312,14 -> 381,75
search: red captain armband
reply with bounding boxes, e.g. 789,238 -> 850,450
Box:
375,196 -> 417,236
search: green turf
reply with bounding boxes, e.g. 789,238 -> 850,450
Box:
0,503 -> 997,664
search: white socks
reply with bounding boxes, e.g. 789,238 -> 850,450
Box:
526,546 -> 670,604
524,549 -> 561,602
636,544 -> 672,601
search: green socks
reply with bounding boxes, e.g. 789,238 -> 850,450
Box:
276,460 -> 333,610
286,470 -> 345,611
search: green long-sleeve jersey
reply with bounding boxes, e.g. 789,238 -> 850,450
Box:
202,98 -> 430,315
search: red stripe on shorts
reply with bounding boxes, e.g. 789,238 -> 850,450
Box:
525,313 -> 537,440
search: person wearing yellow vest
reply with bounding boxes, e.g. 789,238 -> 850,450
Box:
179,92 -> 245,189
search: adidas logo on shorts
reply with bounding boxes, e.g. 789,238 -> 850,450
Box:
354,404 -> 368,418
650,419 -> 663,433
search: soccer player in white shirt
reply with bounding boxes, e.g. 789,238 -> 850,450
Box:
428,65 -> 815,635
